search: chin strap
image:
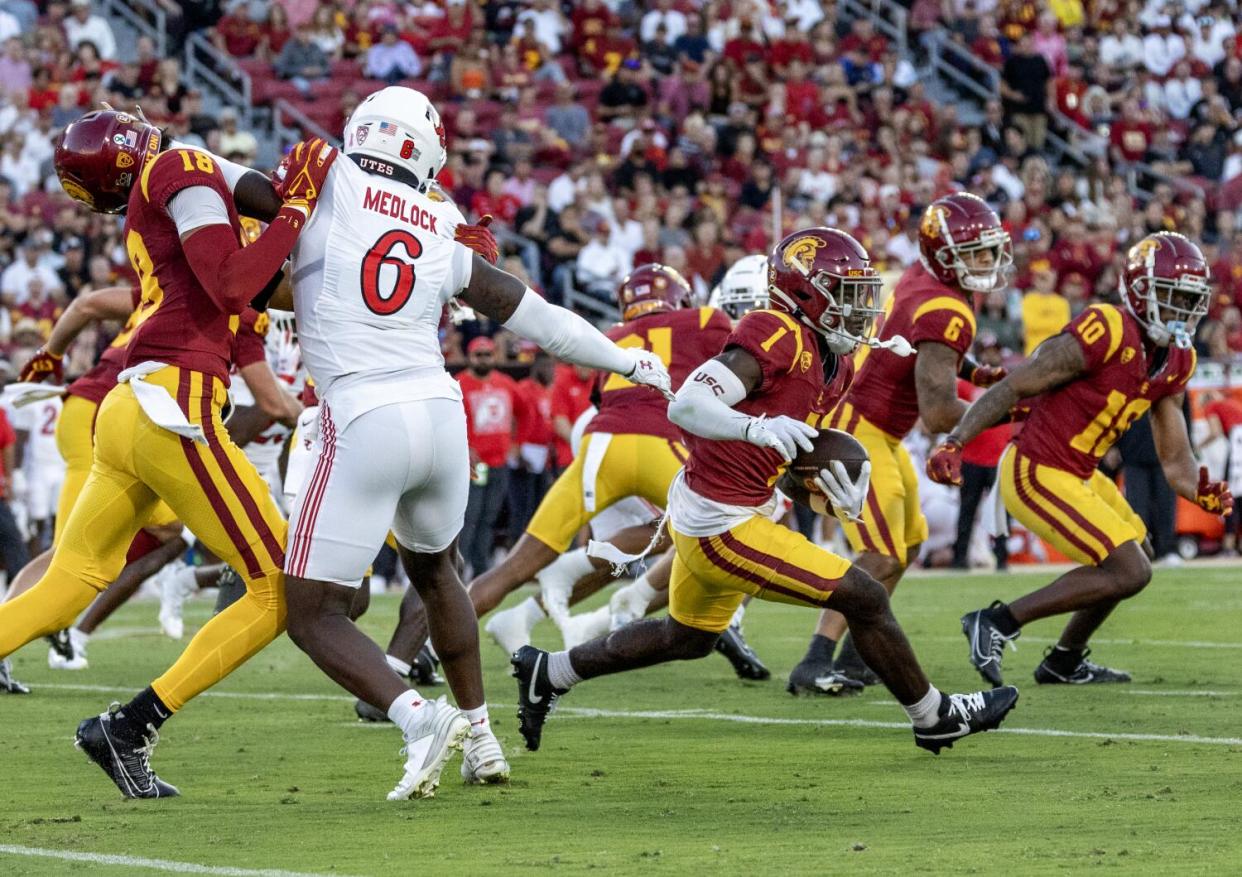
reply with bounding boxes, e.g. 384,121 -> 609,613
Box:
865,333 -> 913,357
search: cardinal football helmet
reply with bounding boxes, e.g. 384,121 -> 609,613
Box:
768,228 -> 882,354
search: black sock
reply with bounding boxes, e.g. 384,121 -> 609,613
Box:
1045,645 -> 1084,673
802,634 -> 836,665
988,602 -> 1021,637
835,633 -> 867,668
114,687 -> 172,741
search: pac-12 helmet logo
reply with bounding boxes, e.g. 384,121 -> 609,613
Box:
782,235 -> 826,277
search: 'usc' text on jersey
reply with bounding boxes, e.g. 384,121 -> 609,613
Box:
684,309 -> 855,506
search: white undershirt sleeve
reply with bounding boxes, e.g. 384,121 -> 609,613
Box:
166,186 -> 232,237
502,287 -> 632,375
667,358 -> 754,441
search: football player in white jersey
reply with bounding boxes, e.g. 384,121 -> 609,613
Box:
12,395 -> 66,552
273,86 -> 672,798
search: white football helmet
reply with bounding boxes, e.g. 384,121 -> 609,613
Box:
343,86 -> 447,189
709,254 -> 769,319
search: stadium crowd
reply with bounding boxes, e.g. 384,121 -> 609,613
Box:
0,0 -> 1238,575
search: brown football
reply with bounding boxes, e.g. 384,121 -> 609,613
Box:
777,428 -> 869,509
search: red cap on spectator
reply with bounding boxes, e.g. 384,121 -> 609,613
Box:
467,336 -> 497,354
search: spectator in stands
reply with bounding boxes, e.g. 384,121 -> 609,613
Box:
2,237 -> 63,308
363,24 -> 421,86
1000,31 -> 1052,151
258,3 -> 292,61
517,0 -> 568,55
55,236 -> 88,297
1143,15 -> 1185,78
449,36 -> 490,99
50,84 -> 82,130
508,348 -> 555,541
0,37 -> 29,96
307,5 -> 344,62
64,0 -> 116,60
575,211 -> 628,301
545,82 -> 590,152
275,22 -> 329,97
212,3 -> 264,58
216,108 -> 258,165
1020,264 -> 1071,355
597,58 -> 648,128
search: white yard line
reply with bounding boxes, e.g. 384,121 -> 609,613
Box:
0,845 -> 355,877
37,685 -> 1242,747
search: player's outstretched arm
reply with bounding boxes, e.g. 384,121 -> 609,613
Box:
668,349 -> 816,463
458,255 -> 672,395
237,359 -> 302,429
952,334 -> 1085,446
19,285 -> 136,383
927,334 -> 1085,485
1151,394 -> 1233,515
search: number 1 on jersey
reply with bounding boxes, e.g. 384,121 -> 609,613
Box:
602,326 -> 672,392
360,230 -> 422,315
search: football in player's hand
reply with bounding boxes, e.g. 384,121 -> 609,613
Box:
777,428 -> 869,510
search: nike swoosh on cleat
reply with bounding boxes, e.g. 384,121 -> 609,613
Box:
919,723 -> 970,740
527,654 -> 544,705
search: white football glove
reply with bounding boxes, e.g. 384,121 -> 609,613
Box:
814,460 -> 871,522
624,348 -> 674,400
744,415 -> 817,463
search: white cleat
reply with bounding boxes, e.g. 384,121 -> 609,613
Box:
388,697 -> 469,801
485,603 -> 537,655
559,606 -> 611,649
48,628 -> 89,671
537,565 -> 575,626
460,728 -> 511,784
608,582 -> 649,632
157,561 -> 197,640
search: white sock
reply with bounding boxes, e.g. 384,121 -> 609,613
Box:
520,596 -> 547,625
624,574 -> 659,605
386,654 -> 412,677
424,642 -> 438,661
542,547 -> 596,583
386,688 -> 428,735
902,686 -> 943,729
547,650 -> 582,690
463,704 -> 491,737
729,602 -> 747,628
70,627 -> 89,645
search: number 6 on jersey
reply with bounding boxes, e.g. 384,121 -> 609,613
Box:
361,230 -> 422,315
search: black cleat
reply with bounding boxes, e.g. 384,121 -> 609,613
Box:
833,657 -> 881,687
411,644 -> 444,687
914,687 -> 1019,754
511,645 -> 565,751
46,629 -> 74,662
354,698 -> 390,722
75,704 -> 179,798
786,659 -> 865,696
715,623 -> 770,681
1034,648 -> 1131,685
0,658 -> 30,694
961,601 -> 1019,687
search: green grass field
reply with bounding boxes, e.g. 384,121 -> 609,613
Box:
3,565 -> 1241,875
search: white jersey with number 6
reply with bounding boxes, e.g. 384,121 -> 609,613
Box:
290,156 -> 474,431
284,156 -> 477,587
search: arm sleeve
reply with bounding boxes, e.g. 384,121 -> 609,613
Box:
667,357 -> 754,442
501,288 -> 633,375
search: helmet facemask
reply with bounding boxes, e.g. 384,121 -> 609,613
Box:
809,269 -> 883,354
936,227 -> 1013,293
1127,272 -> 1210,349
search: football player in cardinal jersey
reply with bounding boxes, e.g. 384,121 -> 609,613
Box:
928,231 -> 1231,686
787,193 -> 1012,695
273,86 -> 671,797
511,228 -> 1019,755
0,107 -> 332,798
